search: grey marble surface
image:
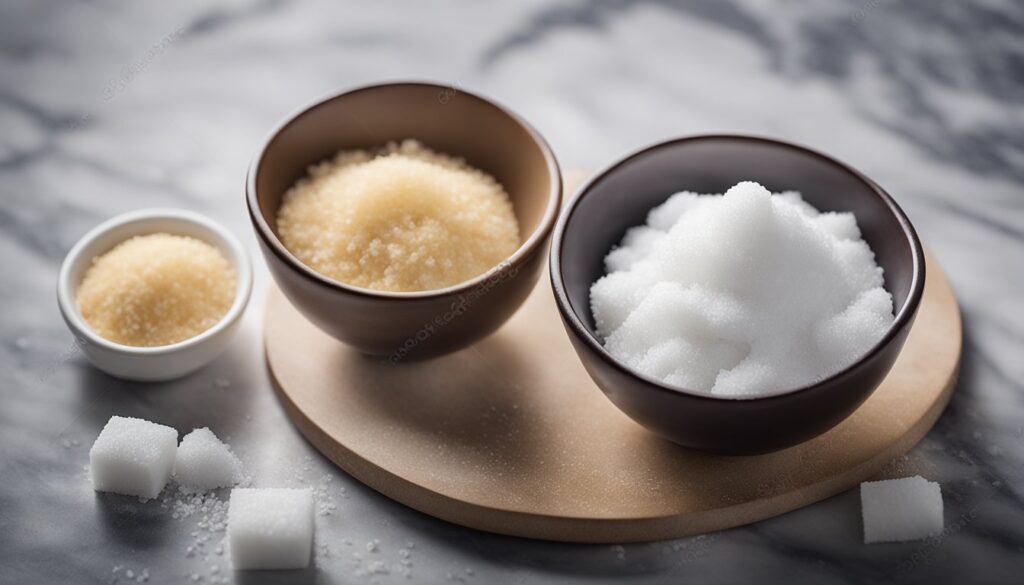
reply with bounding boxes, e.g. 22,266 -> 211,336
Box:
2,1 -> 1022,583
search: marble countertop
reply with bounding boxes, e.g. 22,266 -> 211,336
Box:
2,1 -> 1022,583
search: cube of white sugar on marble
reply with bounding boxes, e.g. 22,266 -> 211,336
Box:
861,476 -> 943,544
173,428 -> 242,492
89,416 -> 179,499
228,488 -> 314,570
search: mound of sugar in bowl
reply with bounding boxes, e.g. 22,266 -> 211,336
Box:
590,181 -> 895,397
76,233 -> 237,347
277,139 -> 520,292
173,428 -> 243,492
228,488 -> 315,570
89,416 -> 179,499
861,476 -> 943,543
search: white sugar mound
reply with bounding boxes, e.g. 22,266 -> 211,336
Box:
861,476 -> 943,543
590,181 -> 895,397
174,428 -> 243,492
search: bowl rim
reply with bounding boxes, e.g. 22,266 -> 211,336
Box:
245,79 -> 563,299
56,208 -> 254,356
549,133 -> 926,402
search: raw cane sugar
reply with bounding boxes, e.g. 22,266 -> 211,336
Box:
76,233 -> 236,347
277,140 -> 519,292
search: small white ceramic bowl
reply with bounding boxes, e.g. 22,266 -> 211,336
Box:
57,209 -> 253,382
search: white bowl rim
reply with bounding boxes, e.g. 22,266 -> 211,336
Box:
57,208 -> 253,356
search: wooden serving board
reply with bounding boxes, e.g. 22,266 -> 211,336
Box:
264,242 -> 960,543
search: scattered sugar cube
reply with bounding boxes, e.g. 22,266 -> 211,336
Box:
90,416 -> 178,499
861,476 -> 943,543
228,488 -> 314,569
174,428 -> 242,491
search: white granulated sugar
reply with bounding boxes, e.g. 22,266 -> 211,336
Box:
90,416 -> 179,499
174,428 -> 243,492
610,544 -> 625,560
590,181 -> 895,397
111,565 -> 150,583
861,476 -> 943,543
228,488 -> 314,570
312,474 -> 339,516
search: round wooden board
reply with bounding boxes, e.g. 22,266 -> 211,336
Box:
265,250 -> 960,543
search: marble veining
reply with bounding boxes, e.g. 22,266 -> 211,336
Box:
1,1 -> 1022,583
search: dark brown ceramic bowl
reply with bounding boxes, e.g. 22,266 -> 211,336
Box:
248,81 -> 561,359
550,135 -> 925,455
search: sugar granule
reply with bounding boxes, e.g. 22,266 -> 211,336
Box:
76,233 -> 236,347
277,139 -> 520,292
590,181 -> 895,397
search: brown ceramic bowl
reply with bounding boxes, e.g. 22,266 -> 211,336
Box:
248,81 -> 561,359
550,135 -> 925,454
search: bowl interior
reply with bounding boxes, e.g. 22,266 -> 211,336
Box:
558,136 -> 920,352
251,82 -> 558,274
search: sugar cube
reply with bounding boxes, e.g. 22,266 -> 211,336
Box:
861,476 -> 943,543
174,428 -> 242,492
89,416 -> 179,499
228,488 -> 314,569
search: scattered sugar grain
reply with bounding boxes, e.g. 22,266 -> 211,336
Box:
610,544 -> 625,560
312,473 -> 338,515
111,566 -> 149,584
76,233 -> 236,347
590,181 -> 894,397
277,139 -> 519,292
861,476 -> 943,543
